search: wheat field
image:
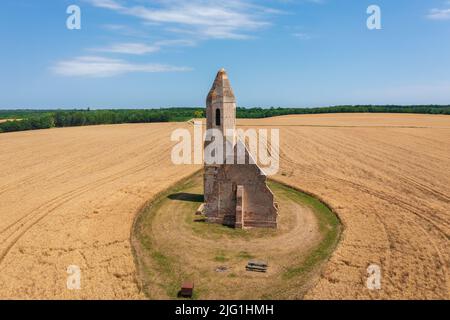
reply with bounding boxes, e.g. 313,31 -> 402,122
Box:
0,114 -> 448,299
0,123 -> 199,299
241,114 -> 450,299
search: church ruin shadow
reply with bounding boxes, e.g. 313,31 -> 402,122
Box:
168,193 -> 204,203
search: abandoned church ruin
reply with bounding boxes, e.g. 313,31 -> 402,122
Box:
203,69 -> 278,229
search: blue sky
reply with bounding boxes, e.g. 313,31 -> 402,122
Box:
0,0 -> 449,109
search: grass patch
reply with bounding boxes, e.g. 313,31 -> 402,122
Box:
152,251 -> 172,272
132,171 -> 202,299
214,255 -> 229,263
237,251 -> 255,260
132,171 -> 341,300
267,181 -> 341,280
187,212 -> 277,241
189,218 -> 250,239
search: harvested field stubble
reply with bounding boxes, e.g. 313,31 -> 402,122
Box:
0,113 -> 448,299
240,114 -> 450,299
0,123 -> 199,299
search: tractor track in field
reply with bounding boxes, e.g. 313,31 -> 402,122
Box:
0,143 -> 174,265
0,114 -> 449,299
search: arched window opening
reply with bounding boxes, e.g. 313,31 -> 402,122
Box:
215,109 -> 221,126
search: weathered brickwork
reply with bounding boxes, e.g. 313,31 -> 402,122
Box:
203,69 -> 278,229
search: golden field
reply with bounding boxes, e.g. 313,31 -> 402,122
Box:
0,113 -> 448,299
0,123 -> 199,299
243,114 -> 450,299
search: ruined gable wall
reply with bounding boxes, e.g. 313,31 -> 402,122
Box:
203,143 -> 278,228
226,163 -> 278,228
204,165 -> 237,226
203,163 -> 278,228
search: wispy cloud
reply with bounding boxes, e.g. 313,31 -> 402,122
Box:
51,56 -> 191,77
88,0 -> 278,40
292,32 -> 313,40
91,40 -> 195,55
427,1 -> 450,20
427,8 -> 450,20
93,43 -> 160,55
89,0 -> 124,10
100,24 -> 149,38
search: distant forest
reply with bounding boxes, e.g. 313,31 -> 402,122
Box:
0,105 -> 449,133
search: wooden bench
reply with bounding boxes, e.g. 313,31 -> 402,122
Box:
246,260 -> 268,273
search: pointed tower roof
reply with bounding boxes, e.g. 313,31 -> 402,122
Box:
207,68 -> 235,106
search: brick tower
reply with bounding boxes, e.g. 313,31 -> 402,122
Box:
203,69 -> 278,229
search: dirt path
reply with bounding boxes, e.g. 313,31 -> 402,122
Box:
133,173 -> 339,299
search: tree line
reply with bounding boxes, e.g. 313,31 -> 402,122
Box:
0,105 -> 449,134
236,105 -> 450,118
0,109 -> 203,133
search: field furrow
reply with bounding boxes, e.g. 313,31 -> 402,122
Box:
0,114 -> 448,299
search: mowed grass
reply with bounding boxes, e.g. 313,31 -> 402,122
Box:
132,173 -> 199,298
267,181 -> 341,280
132,171 -> 341,299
